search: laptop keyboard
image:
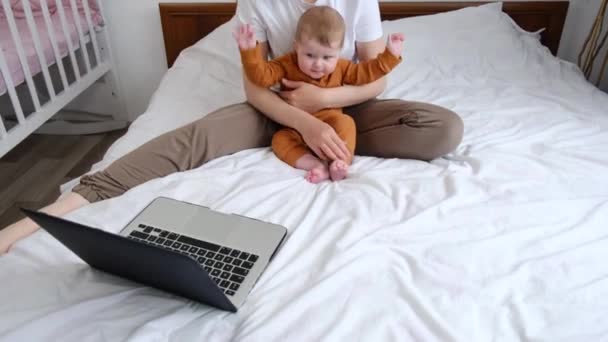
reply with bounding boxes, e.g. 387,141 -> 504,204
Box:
127,224 -> 260,297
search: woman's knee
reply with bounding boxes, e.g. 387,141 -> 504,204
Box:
407,104 -> 464,160
434,107 -> 464,156
354,100 -> 464,160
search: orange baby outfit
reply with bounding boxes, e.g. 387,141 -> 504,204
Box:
240,44 -> 401,166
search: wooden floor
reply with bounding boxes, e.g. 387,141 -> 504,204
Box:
0,129 -> 127,229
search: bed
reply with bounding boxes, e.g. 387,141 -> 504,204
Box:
2,1 -> 608,341
0,0 -> 125,158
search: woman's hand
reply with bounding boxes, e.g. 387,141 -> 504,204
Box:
279,79 -> 329,113
298,116 -> 351,162
233,23 -> 257,50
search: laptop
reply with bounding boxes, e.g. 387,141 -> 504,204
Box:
21,196 -> 287,312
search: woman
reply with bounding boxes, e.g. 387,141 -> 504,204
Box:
0,0 -> 463,253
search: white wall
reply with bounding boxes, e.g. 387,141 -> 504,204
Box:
102,0 -> 221,121
101,0 -> 606,121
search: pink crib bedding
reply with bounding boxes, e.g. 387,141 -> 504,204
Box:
0,0 -> 103,96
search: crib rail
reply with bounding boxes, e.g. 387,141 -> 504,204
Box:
0,0 -> 113,157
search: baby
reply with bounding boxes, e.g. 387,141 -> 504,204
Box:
234,6 -> 404,183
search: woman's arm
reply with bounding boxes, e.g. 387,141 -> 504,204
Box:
279,38 -> 387,113
244,42 -> 350,161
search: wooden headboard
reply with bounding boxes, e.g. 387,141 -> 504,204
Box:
159,1 -> 569,68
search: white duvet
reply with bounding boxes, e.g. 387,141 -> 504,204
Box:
2,4 -> 608,341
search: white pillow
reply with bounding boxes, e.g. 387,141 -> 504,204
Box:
380,2 -> 542,87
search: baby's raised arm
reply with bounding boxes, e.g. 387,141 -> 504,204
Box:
234,23 -> 287,88
342,33 -> 405,86
233,23 -> 257,50
386,33 -> 405,58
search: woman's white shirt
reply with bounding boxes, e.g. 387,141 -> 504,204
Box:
235,0 -> 383,61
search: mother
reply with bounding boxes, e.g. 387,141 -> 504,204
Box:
0,0 -> 463,253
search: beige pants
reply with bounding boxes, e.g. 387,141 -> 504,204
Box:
73,99 -> 464,202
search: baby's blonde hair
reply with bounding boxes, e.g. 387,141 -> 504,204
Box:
295,6 -> 345,48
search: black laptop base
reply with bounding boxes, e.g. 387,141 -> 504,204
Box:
21,208 -> 237,312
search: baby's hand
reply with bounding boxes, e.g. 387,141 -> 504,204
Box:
387,33 -> 405,57
233,23 -> 257,50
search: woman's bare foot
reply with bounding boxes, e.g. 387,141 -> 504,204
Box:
305,166 -> 330,183
0,227 -> 15,254
329,160 -> 349,181
0,192 -> 89,255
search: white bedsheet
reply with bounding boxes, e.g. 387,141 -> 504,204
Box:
2,6 -> 608,342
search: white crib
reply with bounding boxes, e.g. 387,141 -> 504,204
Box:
0,0 -> 125,158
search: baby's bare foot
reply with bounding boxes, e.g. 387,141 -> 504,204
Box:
305,166 -> 330,183
329,160 -> 349,181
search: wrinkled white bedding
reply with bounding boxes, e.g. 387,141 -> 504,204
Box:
2,3 -> 608,341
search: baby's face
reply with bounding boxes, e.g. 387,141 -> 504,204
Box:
294,37 -> 341,79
